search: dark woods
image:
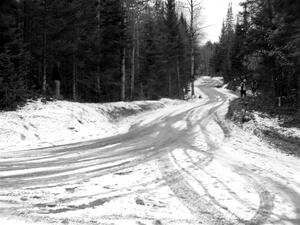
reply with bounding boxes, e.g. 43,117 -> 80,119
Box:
210,0 -> 300,109
0,0 -> 197,110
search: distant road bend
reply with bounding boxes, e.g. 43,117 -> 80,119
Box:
1,79 -> 300,225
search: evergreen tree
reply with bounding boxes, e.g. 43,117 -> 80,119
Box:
164,0 -> 178,97
0,0 -> 29,109
271,0 -> 300,104
139,1 -> 167,99
211,0 -> 299,108
177,13 -> 190,96
0,0 -> 196,106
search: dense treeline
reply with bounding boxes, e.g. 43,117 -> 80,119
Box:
0,0 -> 198,110
210,0 -> 300,108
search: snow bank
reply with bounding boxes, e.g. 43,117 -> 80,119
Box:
226,96 -> 300,156
0,98 -> 182,152
243,111 -> 300,139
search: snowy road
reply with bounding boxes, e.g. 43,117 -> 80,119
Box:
1,80 -> 300,225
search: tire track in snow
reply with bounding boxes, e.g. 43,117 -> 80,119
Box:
200,88 -> 275,225
0,103 -> 199,190
232,168 -> 274,225
183,149 -> 275,225
169,151 -> 244,221
157,98 -> 237,224
266,179 -> 300,225
157,87 -> 275,225
158,153 -> 235,225
0,85 -> 280,224
213,113 -> 231,139
183,149 -> 255,211
180,100 -> 261,217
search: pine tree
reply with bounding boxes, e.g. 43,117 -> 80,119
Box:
271,0 -> 300,104
177,13 -> 190,97
0,0 -> 196,104
164,0 -> 178,97
212,0 -> 299,108
100,0 -> 125,101
139,1 -> 166,99
0,0 -> 29,110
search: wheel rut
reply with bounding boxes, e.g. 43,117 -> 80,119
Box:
157,90 -> 275,225
157,153 -> 235,225
157,100 -> 237,224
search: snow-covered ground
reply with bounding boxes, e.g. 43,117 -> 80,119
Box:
242,111 -> 300,139
0,98 -> 183,152
1,76 -> 300,225
219,77 -> 300,140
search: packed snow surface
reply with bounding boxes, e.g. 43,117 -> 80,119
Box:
1,76 -> 300,225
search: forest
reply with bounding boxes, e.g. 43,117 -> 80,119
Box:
209,0 -> 300,112
2,0 -> 299,113
0,0 -> 201,110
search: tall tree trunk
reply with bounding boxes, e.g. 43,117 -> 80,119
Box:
296,59 -> 300,105
140,83 -> 144,99
176,57 -> 182,98
42,0 -> 47,95
130,15 -> 136,100
130,43 -> 135,100
136,15 -> 141,98
190,0 -> 195,96
72,53 -> 77,101
168,73 -> 172,97
121,1 -> 126,101
121,48 -> 126,101
191,46 -> 195,96
96,76 -> 101,100
96,0 -> 101,101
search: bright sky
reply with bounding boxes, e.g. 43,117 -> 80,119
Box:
200,0 -> 242,43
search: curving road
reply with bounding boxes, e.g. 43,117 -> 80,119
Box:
0,80 -> 300,225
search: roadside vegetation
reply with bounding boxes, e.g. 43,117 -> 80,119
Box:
206,0 -> 299,113
203,0 -> 300,155
227,96 -> 300,156
0,0 -> 202,110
